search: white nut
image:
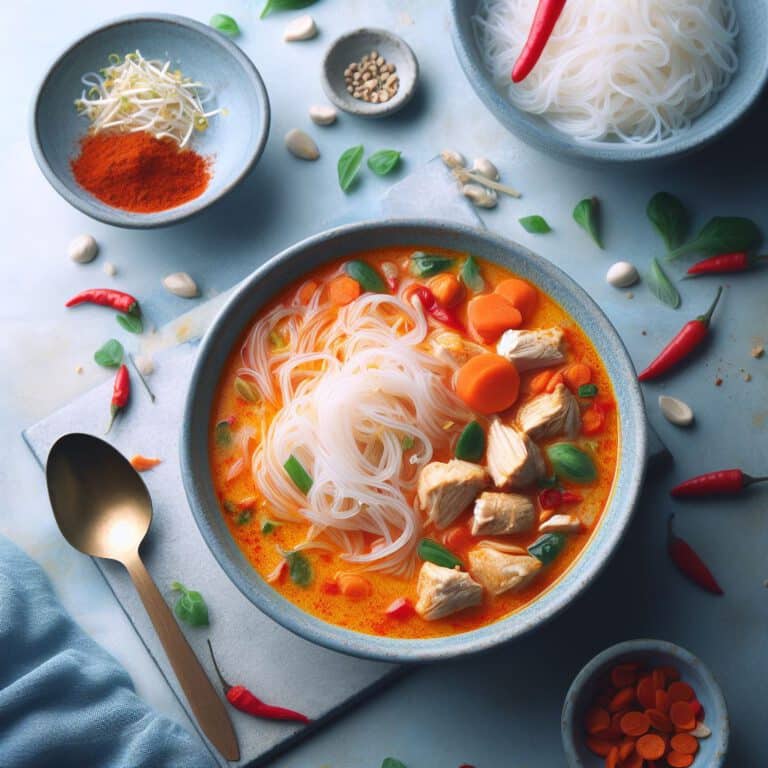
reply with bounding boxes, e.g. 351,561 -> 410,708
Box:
440,149 -> 465,170
462,183 -> 497,209
308,104 -> 337,125
606,261 -> 639,288
471,157 -> 500,181
690,722 -> 711,739
285,128 -> 320,160
539,514 -> 583,534
659,395 -> 694,427
68,234 -> 99,263
162,272 -> 199,298
134,354 -> 154,376
283,14 -> 317,42
103,261 -> 117,276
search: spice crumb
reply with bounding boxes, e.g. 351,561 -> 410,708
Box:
75,365 -> 84,374
641,330 -> 647,336
344,51 -> 399,104
743,372 -> 752,382
714,377 -> 723,386
751,345 -> 764,358
103,261 -> 117,276
764,579 -> 768,589
626,292 -> 634,299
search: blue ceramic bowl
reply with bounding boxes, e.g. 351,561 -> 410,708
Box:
30,14 -> 270,228
181,220 -> 647,662
562,639 -> 729,767
450,0 -> 768,164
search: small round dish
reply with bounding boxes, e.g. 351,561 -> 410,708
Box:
321,28 -> 418,118
30,13 -> 270,228
562,639 -> 729,767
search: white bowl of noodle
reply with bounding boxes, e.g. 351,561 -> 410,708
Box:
451,0 -> 768,162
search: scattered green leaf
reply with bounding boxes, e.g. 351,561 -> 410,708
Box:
338,144 -> 364,192
528,533 -> 567,565
572,196 -> 603,249
215,420 -> 233,447
117,313 -> 143,334
344,260 -> 387,293
170,581 -> 209,626
401,434 -> 415,451
647,192 -> 689,251
668,217 -> 762,259
409,252 -> 454,277
519,215 -> 552,234
546,443 -> 596,483
455,421 -> 485,463
367,149 -> 401,176
261,519 -> 278,534
647,257 -> 681,309
578,384 -> 598,398
382,760 -> 408,768
284,454 -> 313,494
459,254 -> 485,292
417,538 -> 463,570
209,13 -> 240,36
285,550 -> 312,586
260,0 -> 316,18
94,338 -> 124,368
235,510 -> 252,525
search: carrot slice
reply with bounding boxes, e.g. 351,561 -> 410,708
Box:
602,712 -> 624,741
609,687 -> 635,712
328,275 -> 361,306
545,371 -> 565,394
655,689 -> 670,714
297,279 -> 318,304
586,737 -> 617,757
636,733 -> 666,760
670,734 -> 698,756
582,405 -> 606,434
666,752 -> 694,768
455,353 -> 520,414
637,676 -> 657,709
529,368 -> 554,394
130,455 -> 161,472
652,669 -> 667,690
669,701 -> 696,731
659,665 -> 680,682
563,363 -> 592,390
646,708 -> 674,734
611,664 -> 638,688
336,573 -> 372,599
667,682 -> 694,703
429,273 -> 463,308
621,752 -> 643,768
494,278 -> 539,321
620,711 -> 650,737
585,707 -> 611,735
619,739 -> 636,761
467,293 -> 523,343
605,746 -> 619,768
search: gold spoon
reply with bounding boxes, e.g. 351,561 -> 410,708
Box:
46,433 -> 239,762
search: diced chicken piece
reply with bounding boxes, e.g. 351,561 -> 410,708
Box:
417,459 -> 488,529
538,514 -> 583,534
468,546 -> 542,596
517,384 -> 581,440
486,419 -> 545,489
471,491 -> 535,536
415,561 -> 483,620
496,327 -> 565,372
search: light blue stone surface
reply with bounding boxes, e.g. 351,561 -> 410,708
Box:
3,1 -> 768,766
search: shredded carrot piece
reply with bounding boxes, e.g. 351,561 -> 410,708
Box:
670,733 -> 698,755
585,706 -> 611,735
620,711 -> 650,737
130,455 -> 162,472
582,406 -> 606,435
328,275 -> 361,306
529,369 -> 554,394
335,573 -> 372,599
545,371 -> 565,393
619,739 -> 636,761
297,280 -> 318,304
636,733 -> 666,760
604,745 -> 619,768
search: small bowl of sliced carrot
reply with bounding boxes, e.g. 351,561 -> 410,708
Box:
562,640 -> 728,768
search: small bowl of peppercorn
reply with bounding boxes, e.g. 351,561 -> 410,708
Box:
321,28 -> 419,118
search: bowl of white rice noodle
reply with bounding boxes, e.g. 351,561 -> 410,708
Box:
451,0 -> 768,162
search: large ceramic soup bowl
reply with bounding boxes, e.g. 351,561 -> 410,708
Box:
181,220 -> 646,662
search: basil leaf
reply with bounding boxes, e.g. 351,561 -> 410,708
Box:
647,257 -> 681,309
235,510 -> 252,525
455,421 -> 485,462
417,538 -> 463,570
528,533 -> 567,565
573,196 -> 603,249
546,443 -> 596,483
94,338 -> 124,368
382,760 -> 408,768
171,581 -> 209,626
215,420 -> 233,447
284,454 -> 313,494
367,149 -> 401,176
459,254 -> 485,292
260,0 -> 316,18
401,434 -> 415,451
117,313 -> 143,334
647,192 -> 688,251
338,145 -> 364,192
669,217 -> 762,259
209,13 -> 240,36
409,252 -> 454,277
578,384 -> 598,398
234,376 -> 260,402
285,551 -> 312,586
519,215 -> 552,234
261,519 -> 277,534
344,260 -> 386,293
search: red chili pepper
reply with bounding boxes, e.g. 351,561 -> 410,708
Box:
667,515 -> 723,595
385,597 -> 415,620
413,286 -> 464,331
638,287 -> 723,381
66,288 -> 141,316
511,0 -> 567,83
538,488 -> 582,509
687,251 -> 766,277
671,469 -> 768,498
106,364 -> 130,433
207,640 -> 310,724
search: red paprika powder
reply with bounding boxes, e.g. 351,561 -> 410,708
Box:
70,130 -> 211,213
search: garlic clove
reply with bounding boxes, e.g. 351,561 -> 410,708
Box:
162,271 -> 199,298
690,722 -> 711,739
285,128 -> 320,160
462,183 -> 497,209
659,395 -> 694,427
308,104 -> 337,125
440,150 -> 466,170
606,261 -> 639,288
68,233 -> 99,263
471,157 -> 500,181
103,261 -> 117,276
134,354 -> 154,376
283,14 -> 317,42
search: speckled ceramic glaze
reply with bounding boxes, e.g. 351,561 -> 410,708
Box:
30,14 -> 270,228
562,639 -> 729,767
322,28 -> 418,118
181,220 -> 647,662
450,0 -> 768,164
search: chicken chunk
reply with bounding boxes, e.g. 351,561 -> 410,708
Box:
468,546 -> 542,596
417,459 -> 489,529
486,419 -> 545,489
415,562 -> 483,620
538,514 -> 583,534
471,491 -> 535,536
517,384 -> 581,440
496,327 -> 565,372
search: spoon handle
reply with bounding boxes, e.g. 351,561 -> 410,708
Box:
123,551 -> 240,761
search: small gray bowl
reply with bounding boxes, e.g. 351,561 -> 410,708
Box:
450,0 -> 768,163
562,639 -> 729,767
321,28 -> 418,118
30,14 -> 270,228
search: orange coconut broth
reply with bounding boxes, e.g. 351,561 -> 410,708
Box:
209,247 -> 618,639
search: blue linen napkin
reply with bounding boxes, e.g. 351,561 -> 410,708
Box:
0,535 -> 216,768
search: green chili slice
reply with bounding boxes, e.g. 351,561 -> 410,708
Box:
455,421 -> 485,462
344,260 -> 387,293
284,454 -> 313,494
409,252 -> 455,278
528,533 -> 567,565
578,384 -> 598,398
417,538 -> 463,570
